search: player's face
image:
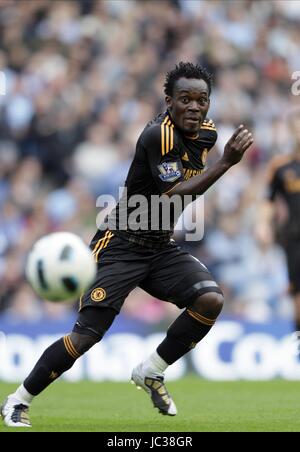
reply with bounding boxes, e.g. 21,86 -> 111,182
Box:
166,78 -> 210,136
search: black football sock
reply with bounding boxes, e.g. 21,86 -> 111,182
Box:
23,336 -> 80,396
157,309 -> 216,365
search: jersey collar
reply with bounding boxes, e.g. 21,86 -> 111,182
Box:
165,110 -> 175,127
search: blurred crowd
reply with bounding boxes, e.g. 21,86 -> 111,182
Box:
0,0 -> 299,325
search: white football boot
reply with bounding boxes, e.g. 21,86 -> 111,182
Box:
131,363 -> 177,416
1,396 -> 31,427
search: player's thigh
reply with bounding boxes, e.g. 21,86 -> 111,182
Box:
140,245 -> 222,309
80,232 -> 150,313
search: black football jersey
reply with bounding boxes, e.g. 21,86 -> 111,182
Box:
106,110 -> 217,248
268,156 -> 300,240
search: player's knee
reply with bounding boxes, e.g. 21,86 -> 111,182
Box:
191,291 -> 224,319
69,332 -> 98,356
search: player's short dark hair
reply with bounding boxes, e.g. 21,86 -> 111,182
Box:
164,62 -> 213,97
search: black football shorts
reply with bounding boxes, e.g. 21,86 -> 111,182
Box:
79,229 -> 223,313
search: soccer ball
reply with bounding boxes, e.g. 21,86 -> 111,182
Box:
26,232 -> 97,302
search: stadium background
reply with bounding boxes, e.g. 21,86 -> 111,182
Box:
0,0 -> 300,382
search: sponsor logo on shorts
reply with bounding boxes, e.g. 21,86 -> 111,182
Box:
91,288 -> 106,302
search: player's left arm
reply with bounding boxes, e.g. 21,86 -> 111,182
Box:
165,125 -> 253,197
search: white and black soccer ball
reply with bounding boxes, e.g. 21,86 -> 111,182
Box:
26,232 -> 97,302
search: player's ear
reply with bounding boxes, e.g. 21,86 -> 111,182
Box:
165,96 -> 173,109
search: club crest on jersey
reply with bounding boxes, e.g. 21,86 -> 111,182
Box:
91,288 -> 106,302
158,162 -> 181,182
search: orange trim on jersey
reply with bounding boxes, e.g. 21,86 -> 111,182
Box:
170,123 -> 174,150
200,125 -> 217,131
203,119 -> 216,127
161,116 -> 169,156
161,116 -> 174,155
166,120 -> 170,154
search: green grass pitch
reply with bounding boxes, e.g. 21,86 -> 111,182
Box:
0,377 -> 299,432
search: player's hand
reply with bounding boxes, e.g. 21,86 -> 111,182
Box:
222,125 -> 254,167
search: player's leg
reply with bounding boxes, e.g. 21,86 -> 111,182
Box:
132,246 -> 223,416
1,232 -> 149,427
25,306 -> 116,394
0,306 -> 117,428
155,290 -> 223,367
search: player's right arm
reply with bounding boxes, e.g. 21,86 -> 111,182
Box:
166,125 -> 253,196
